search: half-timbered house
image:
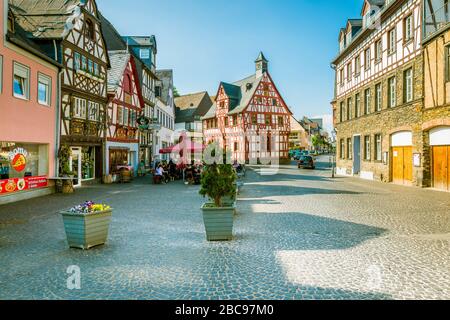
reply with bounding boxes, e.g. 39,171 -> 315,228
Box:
202,53 -> 292,164
10,0 -> 110,187
105,51 -> 144,177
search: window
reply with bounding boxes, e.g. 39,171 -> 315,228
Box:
118,106 -> 124,125
347,63 -> 352,82
88,59 -> 94,74
38,73 -> 51,106
404,15 -> 413,42
364,48 -> 371,70
272,98 -> 277,106
355,55 -> 361,75
388,28 -> 396,54
131,110 -> 137,127
375,134 -> 382,161
123,108 -> 129,126
252,114 -> 257,125
234,142 -> 239,151
74,52 -> 81,71
347,98 -> 352,120
81,55 -> 87,71
140,49 -> 150,60
364,88 -> 371,115
88,101 -> 100,121
94,63 -> 99,76
404,68 -> 413,103
375,39 -> 383,62
388,76 -> 396,107
340,101 -> 345,122
340,68 -> 344,85
0,55 -> 3,93
73,97 -> 87,119
13,62 -> 30,100
340,139 -> 345,159
347,138 -> 353,160
364,136 -> 371,160
355,93 -> 361,118
224,117 -> 229,127
265,114 -> 272,126
85,19 -> 95,41
375,83 -> 382,112
233,115 -> 238,126
278,116 -> 284,126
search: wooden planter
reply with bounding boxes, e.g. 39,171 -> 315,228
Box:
61,209 -> 113,250
201,203 -> 235,241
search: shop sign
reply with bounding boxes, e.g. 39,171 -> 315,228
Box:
0,176 -> 48,194
8,148 -> 28,172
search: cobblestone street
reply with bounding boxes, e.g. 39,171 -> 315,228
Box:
0,157 -> 449,300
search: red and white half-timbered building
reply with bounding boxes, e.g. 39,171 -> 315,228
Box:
203,53 -> 292,163
106,51 -> 144,177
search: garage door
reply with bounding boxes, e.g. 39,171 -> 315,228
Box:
392,146 -> 413,185
430,127 -> 450,191
391,132 -> 413,185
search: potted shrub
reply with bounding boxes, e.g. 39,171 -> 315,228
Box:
61,201 -> 112,250
58,145 -> 74,194
199,163 -> 237,241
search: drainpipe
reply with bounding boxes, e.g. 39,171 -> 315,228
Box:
54,40 -> 62,177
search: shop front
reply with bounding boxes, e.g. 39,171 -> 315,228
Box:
0,142 -> 51,202
68,146 -> 98,187
105,142 -> 139,179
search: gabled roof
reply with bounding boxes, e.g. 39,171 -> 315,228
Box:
175,91 -> 208,110
155,69 -> 173,105
361,0 -> 385,16
174,92 -> 213,123
9,0 -> 84,39
107,50 -> 130,92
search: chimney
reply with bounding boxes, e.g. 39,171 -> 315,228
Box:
255,51 -> 268,77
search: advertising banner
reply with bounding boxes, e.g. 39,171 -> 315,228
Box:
0,176 -> 48,194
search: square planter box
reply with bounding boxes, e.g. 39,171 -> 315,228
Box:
61,210 -> 112,250
201,203 -> 236,241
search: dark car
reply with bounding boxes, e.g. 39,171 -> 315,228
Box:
298,156 -> 315,169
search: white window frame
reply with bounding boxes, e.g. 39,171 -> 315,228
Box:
404,15 -> 413,42
375,83 -> 382,112
404,68 -> 413,103
388,28 -> 397,54
364,48 -> 371,70
123,107 -> 129,126
117,106 -> 124,125
73,97 -> 87,119
365,136 -> 371,161
388,76 -> 397,107
37,73 -> 51,106
88,101 -> 100,121
13,62 -> 30,100
140,49 -> 150,60
375,134 -> 382,161
364,88 -> 371,115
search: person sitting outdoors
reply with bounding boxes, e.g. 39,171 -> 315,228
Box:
154,165 -> 167,184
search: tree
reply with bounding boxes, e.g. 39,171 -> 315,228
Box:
173,86 -> 180,98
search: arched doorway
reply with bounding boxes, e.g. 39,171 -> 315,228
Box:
430,126 -> 450,191
391,131 -> 413,185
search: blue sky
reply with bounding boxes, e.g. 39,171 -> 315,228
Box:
97,0 -> 363,125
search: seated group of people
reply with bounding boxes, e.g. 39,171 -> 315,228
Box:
153,160 -> 180,184
183,162 -> 203,185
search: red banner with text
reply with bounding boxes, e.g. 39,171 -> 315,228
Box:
0,176 -> 48,194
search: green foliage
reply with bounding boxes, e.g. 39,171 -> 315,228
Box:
173,86 -> 181,98
199,162 -> 237,208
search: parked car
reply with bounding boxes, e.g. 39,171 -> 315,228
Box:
298,156 -> 315,169
293,150 -> 302,160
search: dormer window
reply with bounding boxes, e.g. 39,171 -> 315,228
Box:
85,19 -> 95,41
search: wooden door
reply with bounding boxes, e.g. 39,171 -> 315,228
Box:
392,147 -> 404,184
392,147 -> 412,185
433,146 -> 449,191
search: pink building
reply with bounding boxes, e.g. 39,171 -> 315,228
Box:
0,0 -> 60,204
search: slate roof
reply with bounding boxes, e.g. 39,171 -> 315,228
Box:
174,92 -> 213,123
155,69 -> 173,105
107,50 -> 130,92
202,73 -> 263,120
9,0 -> 81,39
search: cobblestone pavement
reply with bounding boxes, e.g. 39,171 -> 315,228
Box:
0,157 -> 449,300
